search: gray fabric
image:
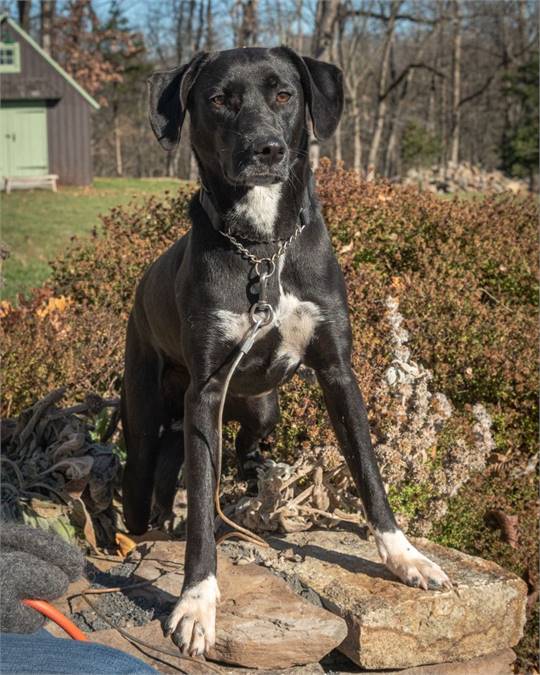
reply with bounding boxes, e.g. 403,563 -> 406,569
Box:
0,523 -> 85,634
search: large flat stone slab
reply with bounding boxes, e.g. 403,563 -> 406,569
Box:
88,621 -> 325,674
130,540 -> 347,670
323,647 -> 516,674
225,530 -> 527,670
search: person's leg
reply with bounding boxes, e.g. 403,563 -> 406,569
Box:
0,631 -> 158,675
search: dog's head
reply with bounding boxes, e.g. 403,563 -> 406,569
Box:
148,47 -> 343,186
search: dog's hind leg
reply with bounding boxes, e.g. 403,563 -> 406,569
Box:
121,315 -> 166,535
151,426 -> 184,528
231,390 -> 280,480
151,369 -> 187,528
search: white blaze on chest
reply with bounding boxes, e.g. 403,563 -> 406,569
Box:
217,189 -> 320,365
229,184 -> 282,239
275,293 -> 321,365
213,293 -> 321,366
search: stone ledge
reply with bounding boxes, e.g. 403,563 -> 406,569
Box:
127,540 -> 347,670
224,529 -> 527,670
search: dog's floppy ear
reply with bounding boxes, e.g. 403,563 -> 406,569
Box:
148,52 -> 209,151
278,46 -> 344,140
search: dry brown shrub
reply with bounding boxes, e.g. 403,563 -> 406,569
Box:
2,163 -> 537,666
2,163 -> 537,512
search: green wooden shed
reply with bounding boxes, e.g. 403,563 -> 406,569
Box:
0,14 -> 100,187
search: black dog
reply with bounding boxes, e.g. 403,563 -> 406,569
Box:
121,46 -> 451,657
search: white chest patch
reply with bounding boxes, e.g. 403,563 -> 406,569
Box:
229,184 -> 281,238
213,293 -> 322,367
275,293 -> 321,365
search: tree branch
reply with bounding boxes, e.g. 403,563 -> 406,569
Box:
347,10 -> 444,25
382,63 -> 445,100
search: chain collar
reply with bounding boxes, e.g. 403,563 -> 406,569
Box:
218,210 -> 306,273
198,186 -> 308,273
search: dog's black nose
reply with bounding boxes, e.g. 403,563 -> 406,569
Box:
253,137 -> 286,166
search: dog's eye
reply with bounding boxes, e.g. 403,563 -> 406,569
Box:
210,95 -> 226,107
276,92 -> 291,104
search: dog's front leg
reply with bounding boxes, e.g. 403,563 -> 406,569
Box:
165,382 -> 221,656
316,364 -> 451,591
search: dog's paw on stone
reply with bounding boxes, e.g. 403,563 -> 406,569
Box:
165,575 -> 220,656
374,529 -> 452,591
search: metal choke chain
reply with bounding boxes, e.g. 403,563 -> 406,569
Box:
219,207 -> 306,327
218,208 -> 306,270
213,207 -> 308,546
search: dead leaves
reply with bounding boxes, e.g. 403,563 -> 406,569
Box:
115,532 -> 137,558
0,388 -> 120,548
485,509 -> 520,549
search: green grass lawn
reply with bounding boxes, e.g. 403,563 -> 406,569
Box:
1,177 -> 185,302
0,177 -> 487,303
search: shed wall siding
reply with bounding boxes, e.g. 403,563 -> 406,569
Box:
1,22 -> 94,184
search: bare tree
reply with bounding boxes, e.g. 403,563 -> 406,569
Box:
310,0 -> 340,168
88,0 -> 539,182
449,0 -> 462,165
383,19 -> 444,176
336,5 -> 370,173
17,0 -> 30,30
366,0 -> 401,176
40,0 -> 55,56
206,0 -> 214,50
312,0 -> 340,58
237,0 -> 258,46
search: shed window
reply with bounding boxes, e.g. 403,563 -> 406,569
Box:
0,42 -> 20,73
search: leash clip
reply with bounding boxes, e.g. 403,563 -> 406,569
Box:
255,259 -> 275,305
249,301 -> 275,328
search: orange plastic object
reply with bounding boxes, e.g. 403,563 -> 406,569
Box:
22,599 -> 88,641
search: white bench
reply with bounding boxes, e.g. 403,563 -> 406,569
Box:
4,174 -> 58,193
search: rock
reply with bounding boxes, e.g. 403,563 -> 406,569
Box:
128,540 -> 347,670
403,162 -> 528,194
88,621 -> 186,675
229,530 -> 527,670
385,649 -> 516,675
323,648 -> 516,674
89,620 -> 326,674
46,542 -> 343,671
44,577 -> 91,639
220,662 -> 325,674
89,621 -> 326,674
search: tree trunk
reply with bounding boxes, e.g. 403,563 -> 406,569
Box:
238,0 -> 258,46
312,0 -> 340,58
186,0 -> 196,55
449,0 -> 462,165
334,122 -> 342,163
176,1 -> 186,63
189,151 -> 199,181
353,102 -> 362,174
194,0 -> 205,51
40,1 -> 55,56
367,0 -> 401,176
18,1 -> 31,31
113,107 -> 123,177
441,74 -> 448,170
295,0 -> 304,53
206,0 -> 214,50
166,149 -> 179,178
309,0 -> 340,168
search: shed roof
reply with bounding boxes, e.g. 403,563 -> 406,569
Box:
0,14 -> 100,110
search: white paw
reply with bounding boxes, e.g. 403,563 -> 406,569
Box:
374,529 -> 452,591
165,575 -> 220,656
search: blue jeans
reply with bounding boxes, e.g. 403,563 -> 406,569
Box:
0,630 -> 157,674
